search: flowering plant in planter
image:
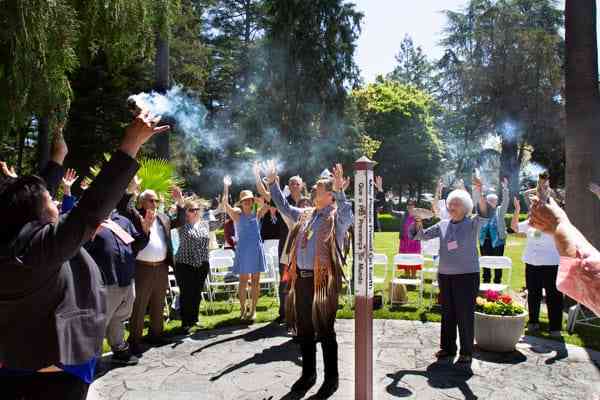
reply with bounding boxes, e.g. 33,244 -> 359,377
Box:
476,290 -> 525,316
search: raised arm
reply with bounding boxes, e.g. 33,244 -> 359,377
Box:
264,160 -> 302,222
410,217 -> 441,241
498,177 -> 510,216
432,178 -> 443,218
529,196 -> 597,258
171,186 -> 186,229
472,176 -> 487,218
221,176 -> 241,223
510,197 -> 526,237
332,164 -> 354,237
253,161 -> 271,202
208,212 -> 226,231
25,112 -> 170,267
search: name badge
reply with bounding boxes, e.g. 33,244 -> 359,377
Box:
447,241 -> 459,251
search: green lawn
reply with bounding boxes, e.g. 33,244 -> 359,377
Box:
105,232 -> 600,353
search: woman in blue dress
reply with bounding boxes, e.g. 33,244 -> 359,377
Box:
222,176 -> 267,321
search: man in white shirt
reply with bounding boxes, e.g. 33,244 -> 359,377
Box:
127,189 -> 181,354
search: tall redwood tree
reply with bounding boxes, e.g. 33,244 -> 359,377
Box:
565,0 -> 600,247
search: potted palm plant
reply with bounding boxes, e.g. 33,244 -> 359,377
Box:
475,290 -> 528,352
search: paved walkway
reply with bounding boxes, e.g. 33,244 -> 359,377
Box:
89,320 -> 600,400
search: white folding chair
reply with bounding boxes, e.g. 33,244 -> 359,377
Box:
372,253 -> 388,286
209,248 -> 235,259
567,304 -> 600,334
392,253 -> 424,307
165,266 -> 180,322
207,256 -> 238,313
421,239 -> 440,307
479,256 -> 512,293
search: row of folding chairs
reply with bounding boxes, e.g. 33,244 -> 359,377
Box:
371,238 -> 513,308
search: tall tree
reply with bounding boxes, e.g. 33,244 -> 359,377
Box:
351,79 -> 443,195
154,0 -> 172,159
565,0 -> 600,247
439,0 -> 563,195
388,35 -> 434,92
262,0 -> 363,142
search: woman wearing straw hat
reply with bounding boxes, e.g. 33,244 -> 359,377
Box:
222,176 -> 267,321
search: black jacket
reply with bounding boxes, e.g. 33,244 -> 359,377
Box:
84,210 -> 149,287
0,151 -> 139,370
117,194 -> 181,267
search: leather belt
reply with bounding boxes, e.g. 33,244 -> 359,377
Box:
298,270 -> 314,278
137,260 -> 167,267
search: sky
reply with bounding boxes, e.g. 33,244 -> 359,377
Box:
352,0 -> 597,83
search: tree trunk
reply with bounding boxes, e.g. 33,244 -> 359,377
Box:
17,124 -> 28,174
37,116 -> 50,172
154,32 -> 170,159
565,0 -> 600,248
499,135 -> 519,199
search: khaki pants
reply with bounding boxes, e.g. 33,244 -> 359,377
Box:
128,261 -> 169,344
105,283 -> 135,352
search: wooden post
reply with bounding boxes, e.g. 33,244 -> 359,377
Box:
354,156 -> 375,400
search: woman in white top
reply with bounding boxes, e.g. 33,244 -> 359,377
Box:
511,197 -> 563,336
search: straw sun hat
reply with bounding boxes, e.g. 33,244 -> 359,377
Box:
238,190 -> 255,203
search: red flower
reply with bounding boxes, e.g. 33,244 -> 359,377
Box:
500,294 -> 513,305
485,290 -> 500,302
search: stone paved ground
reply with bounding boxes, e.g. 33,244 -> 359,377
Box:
89,320 -> 600,400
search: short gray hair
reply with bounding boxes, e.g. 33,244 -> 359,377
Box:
447,189 -> 473,215
139,189 -> 158,202
289,175 -> 303,185
486,193 -> 498,203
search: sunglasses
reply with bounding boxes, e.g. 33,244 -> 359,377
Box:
186,208 -> 200,212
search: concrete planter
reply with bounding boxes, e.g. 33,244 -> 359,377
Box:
474,311 -> 528,352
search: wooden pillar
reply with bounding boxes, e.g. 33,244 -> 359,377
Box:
354,156 -> 375,400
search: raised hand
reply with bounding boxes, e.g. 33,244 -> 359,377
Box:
589,182 -> 600,200
264,160 -> 278,185
529,196 -> 568,235
414,216 -> 423,230
62,168 -> 79,188
375,176 -> 383,192
51,122 -> 68,165
332,163 -> 345,192
80,177 -> 91,191
343,177 -> 352,192
502,177 -> 509,190
472,175 -> 483,190
120,110 -> 171,158
253,161 -> 262,179
436,178 -> 444,194
171,185 -> 184,206
513,196 -> 521,213
140,209 -> 156,234
62,168 -> 79,196
127,175 -> 142,195
0,161 -> 18,178
223,175 -> 232,188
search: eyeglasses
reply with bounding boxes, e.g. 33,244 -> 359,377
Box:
187,208 -> 200,213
